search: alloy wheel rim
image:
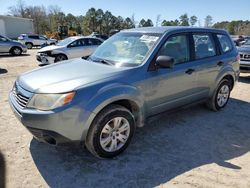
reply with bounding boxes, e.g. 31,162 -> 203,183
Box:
100,117 -> 130,152
58,56 -> 65,61
14,48 -> 21,55
217,85 -> 229,107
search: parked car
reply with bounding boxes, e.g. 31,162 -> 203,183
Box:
36,36 -> 103,65
90,32 -> 109,40
18,34 -> 57,49
238,39 -> 250,73
9,27 -> 239,158
0,35 -> 27,55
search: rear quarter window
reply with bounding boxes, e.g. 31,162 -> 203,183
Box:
217,34 -> 233,53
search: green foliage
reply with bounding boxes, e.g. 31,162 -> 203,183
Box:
139,19 -> 153,27
7,1 -> 250,36
179,14 -> 189,26
190,16 -> 198,26
213,20 -> 250,35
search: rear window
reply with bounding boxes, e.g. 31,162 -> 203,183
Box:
217,34 -> 233,53
193,33 -> 216,59
88,38 -> 102,45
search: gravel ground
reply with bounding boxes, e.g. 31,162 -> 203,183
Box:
0,50 -> 250,188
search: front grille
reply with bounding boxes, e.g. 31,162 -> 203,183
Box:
240,53 -> 250,60
12,87 -> 30,108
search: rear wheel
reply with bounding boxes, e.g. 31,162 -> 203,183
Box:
55,54 -> 67,62
85,104 -> 135,158
10,47 -> 22,56
207,79 -> 232,111
26,43 -> 33,49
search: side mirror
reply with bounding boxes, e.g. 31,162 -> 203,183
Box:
156,55 -> 174,68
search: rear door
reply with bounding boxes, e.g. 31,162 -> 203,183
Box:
38,36 -> 48,45
87,38 -> 103,54
189,32 -> 221,99
28,35 -> 40,45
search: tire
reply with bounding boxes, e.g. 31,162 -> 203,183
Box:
10,47 -> 22,56
85,104 -> 135,158
26,43 -> 33,49
55,54 -> 67,62
207,79 -> 232,111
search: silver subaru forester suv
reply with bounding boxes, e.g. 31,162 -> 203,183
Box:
0,35 -> 27,55
9,27 -> 240,158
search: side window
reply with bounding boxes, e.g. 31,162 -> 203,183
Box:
217,34 -> 233,53
68,39 -> 83,47
29,35 -> 40,39
39,36 -> 47,40
0,36 -> 7,42
80,39 -> 88,46
158,35 -> 190,64
193,33 -> 216,59
88,38 -> 102,45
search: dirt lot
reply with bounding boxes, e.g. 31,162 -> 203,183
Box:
0,50 -> 250,188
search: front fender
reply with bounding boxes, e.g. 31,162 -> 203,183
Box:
81,83 -> 145,141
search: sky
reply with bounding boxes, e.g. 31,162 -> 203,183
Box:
0,0 -> 250,25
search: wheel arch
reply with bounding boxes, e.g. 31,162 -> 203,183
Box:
80,85 -> 145,141
9,46 -> 22,53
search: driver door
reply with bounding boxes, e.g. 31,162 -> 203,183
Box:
142,34 -> 199,115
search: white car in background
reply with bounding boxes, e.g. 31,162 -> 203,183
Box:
18,34 -> 57,49
36,36 -> 103,65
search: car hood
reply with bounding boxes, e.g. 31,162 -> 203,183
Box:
238,46 -> 250,53
17,58 -> 131,93
38,45 -> 63,52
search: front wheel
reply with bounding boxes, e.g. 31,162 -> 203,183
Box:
10,47 -> 22,56
85,104 -> 135,158
55,54 -> 67,62
207,79 -> 231,111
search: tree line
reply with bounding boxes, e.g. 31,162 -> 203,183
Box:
7,0 -> 250,37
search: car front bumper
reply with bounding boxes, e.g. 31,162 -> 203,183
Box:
36,54 -> 55,65
8,88 -> 95,145
240,60 -> 250,73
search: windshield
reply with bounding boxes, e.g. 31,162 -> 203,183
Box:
57,37 -> 75,46
89,32 -> 162,66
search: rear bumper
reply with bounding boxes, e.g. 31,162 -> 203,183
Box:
240,60 -> 250,73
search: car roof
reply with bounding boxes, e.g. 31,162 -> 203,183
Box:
122,26 -> 228,35
69,36 -> 104,41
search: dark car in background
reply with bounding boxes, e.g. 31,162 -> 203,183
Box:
238,39 -> 250,73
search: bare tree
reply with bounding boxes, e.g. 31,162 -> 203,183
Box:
204,15 -> 213,28
155,14 -> 161,27
8,0 -> 26,17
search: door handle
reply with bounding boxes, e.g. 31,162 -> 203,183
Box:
185,68 -> 195,75
217,61 -> 224,66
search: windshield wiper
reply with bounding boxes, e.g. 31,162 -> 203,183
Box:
87,57 -> 114,66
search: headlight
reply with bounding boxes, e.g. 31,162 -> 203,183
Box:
27,91 -> 75,111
